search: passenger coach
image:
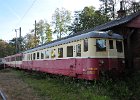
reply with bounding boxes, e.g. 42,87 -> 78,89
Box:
5,31 -> 125,80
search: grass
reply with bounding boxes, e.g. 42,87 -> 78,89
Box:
12,69 -> 140,100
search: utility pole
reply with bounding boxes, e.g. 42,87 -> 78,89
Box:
15,29 -> 18,53
15,27 -> 21,53
19,27 -> 21,53
35,20 -> 37,46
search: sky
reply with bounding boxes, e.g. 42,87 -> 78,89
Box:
0,0 -> 102,41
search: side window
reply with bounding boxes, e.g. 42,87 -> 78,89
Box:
33,53 -> 36,60
31,54 -> 32,60
27,54 -> 30,60
37,52 -> 40,59
41,51 -> 44,59
29,54 -> 31,60
58,48 -> 63,58
67,46 -> 73,57
76,44 -> 81,57
96,39 -> 106,51
45,50 -> 49,59
51,49 -> 56,58
84,39 -> 88,52
23,55 -> 25,60
116,41 -> 123,52
109,40 -> 114,49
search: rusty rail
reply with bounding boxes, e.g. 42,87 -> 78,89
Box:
0,90 -> 7,100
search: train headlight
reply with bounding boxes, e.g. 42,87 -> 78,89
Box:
122,60 -> 125,64
99,60 -> 104,64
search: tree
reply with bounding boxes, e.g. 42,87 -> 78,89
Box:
122,0 -> 140,15
44,23 -> 52,43
52,8 -> 71,39
0,39 -> 17,57
71,6 -> 110,33
36,20 -> 46,45
32,20 -> 52,45
0,40 -> 8,57
23,33 -> 36,49
99,0 -> 117,19
70,11 -> 82,33
9,37 -> 25,53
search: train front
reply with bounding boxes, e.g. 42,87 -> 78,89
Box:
84,32 -> 125,80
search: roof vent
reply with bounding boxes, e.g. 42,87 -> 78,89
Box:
107,30 -> 113,36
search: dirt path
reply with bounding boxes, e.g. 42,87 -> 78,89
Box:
0,68 -> 45,100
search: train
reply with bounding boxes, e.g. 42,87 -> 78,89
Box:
0,58 -> 5,69
4,30 -> 125,80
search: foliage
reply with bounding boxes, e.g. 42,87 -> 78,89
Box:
35,20 -> 53,45
44,22 -> 53,43
23,33 -> 37,49
24,20 -> 53,49
52,8 -> 71,39
122,0 -> 140,15
99,0 -> 116,19
9,37 -> 25,53
0,39 -> 16,57
71,6 -> 110,33
12,69 -> 140,100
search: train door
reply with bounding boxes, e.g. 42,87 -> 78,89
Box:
108,40 -> 118,69
28,53 -> 33,70
116,40 -> 124,58
69,58 -> 76,77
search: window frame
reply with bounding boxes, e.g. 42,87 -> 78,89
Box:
58,48 -> 63,58
96,39 -> 106,52
116,40 -> 123,53
84,39 -> 88,52
45,50 -> 50,59
76,44 -> 81,57
109,40 -> 114,49
67,46 -> 73,57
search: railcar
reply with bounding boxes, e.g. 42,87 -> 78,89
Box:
4,31 -> 125,80
0,58 -> 5,69
4,53 -> 23,68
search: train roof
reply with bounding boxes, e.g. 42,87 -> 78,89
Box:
4,53 -> 22,58
23,31 -> 123,53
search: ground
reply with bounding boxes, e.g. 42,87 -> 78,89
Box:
0,68 -> 48,100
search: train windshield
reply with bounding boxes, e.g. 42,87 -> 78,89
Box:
96,39 -> 106,51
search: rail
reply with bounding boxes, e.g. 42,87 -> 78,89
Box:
0,90 -> 7,100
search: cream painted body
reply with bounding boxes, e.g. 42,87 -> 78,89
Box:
23,37 -> 124,61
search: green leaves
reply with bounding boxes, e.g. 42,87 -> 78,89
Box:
52,8 -> 71,39
71,6 -> 110,33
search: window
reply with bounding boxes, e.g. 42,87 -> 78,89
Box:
58,48 -> 63,58
96,39 -> 106,51
37,52 -> 40,59
31,54 -> 32,60
27,54 -> 30,60
45,50 -> 49,59
67,46 -> 73,57
11,57 -> 15,61
51,49 -> 56,58
41,51 -> 44,59
16,56 -> 22,61
116,41 -> 123,52
109,40 -> 114,49
29,54 -> 31,60
20,55 -> 23,61
33,53 -> 36,60
22,55 -> 25,60
76,44 -> 81,57
84,39 -> 88,52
